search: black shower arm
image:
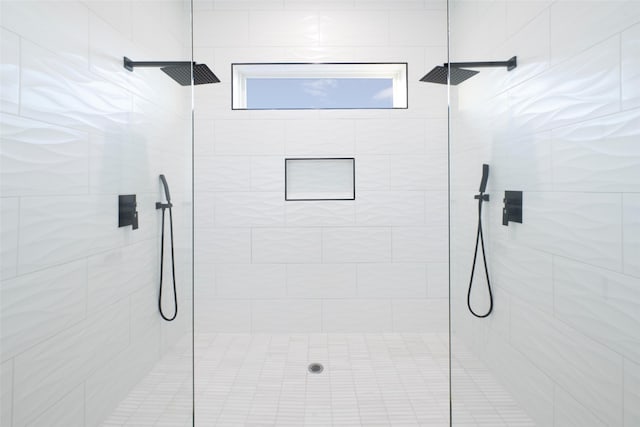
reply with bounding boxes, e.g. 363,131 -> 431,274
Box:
124,57 -> 192,72
446,56 -> 517,71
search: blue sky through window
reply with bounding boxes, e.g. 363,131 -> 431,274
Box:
246,78 -> 394,109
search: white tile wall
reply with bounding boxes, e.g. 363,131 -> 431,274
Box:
1,260 -> 87,361
252,299 -> 322,332
0,1 -> 193,425
450,1 -> 640,425
286,264 -> 357,298
625,358 -> 640,426
622,22 -> 640,111
357,263 -> 427,298
322,227 -> 391,263
0,198 -> 19,279
623,193 -> 640,278
322,299 -> 392,332
0,28 -> 19,115
0,359 -> 12,427
194,0 -> 449,342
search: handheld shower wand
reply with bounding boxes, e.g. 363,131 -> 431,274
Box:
468,164 -> 493,318
156,174 -> 177,321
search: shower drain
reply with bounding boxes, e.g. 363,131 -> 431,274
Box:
308,363 -> 324,374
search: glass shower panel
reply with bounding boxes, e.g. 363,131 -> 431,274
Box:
449,0 -> 640,425
0,1 -> 194,425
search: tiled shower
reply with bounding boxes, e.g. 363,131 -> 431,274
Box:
0,0 -> 639,426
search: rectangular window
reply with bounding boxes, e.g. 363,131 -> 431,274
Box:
285,158 -> 355,201
232,63 -> 408,110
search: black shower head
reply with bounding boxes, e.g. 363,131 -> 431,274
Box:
420,56 -> 517,85
161,63 -> 220,86
124,57 -> 220,85
420,66 -> 479,85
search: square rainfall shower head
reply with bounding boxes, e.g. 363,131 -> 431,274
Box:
161,63 -> 220,86
420,66 -> 479,85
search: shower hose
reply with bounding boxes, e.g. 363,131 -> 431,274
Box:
157,175 -> 178,321
467,192 -> 493,318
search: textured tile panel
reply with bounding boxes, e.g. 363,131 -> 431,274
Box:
554,256 -> 640,362
1,260 -> 87,361
623,193 -> 640,278
252,228 -> 322,264
0,28 -> 20,115
322,227 -> 391,263
0,113 -> 89,197
0,197 -> 19,279
516,192 -> 622,272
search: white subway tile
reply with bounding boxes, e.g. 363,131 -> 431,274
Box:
390,155 -> 447,191
510,300 -> 623,426
625,358 -> 640,426
389,10 -> 447,46
623,194 -> 640,278
554,256 -> 640,362
356,119 -> 426,154
252,228 -> 322,263
195,227 -> 251,265
392,299 -> 447,333
215,192 -> 284,226
427,262 -> 448,298
515,192 -> 622,272
12,299 -> 129,426
0,28 -> 20,115
357,263 -> 427,298
249,10 -> 319,46
285,120 -> 355,156
319,11 -> 388,46
322,227 -> 391,263
195,156 -> 251,192
356,191 -> 425,226
195,298 -> 251,333
1,260 -> 87,361
216,264 -> 286,298
214,120 -> 285,155
355,155 -> 390,191
554,385 -> 607,427
26,384 -> 84,427
195,10 -> 249,47
286,264 -> 357,298
622,22 -> 640,110
392,226 -> 447,263
252,299 -> 321,332
251,156 -> 285,191
0,114 -> 89,197
1,359 -> 12,427
285,201 -> 355,226
322,300 -> 392,332
551,109 -> 640,192
0,197 -> 19,280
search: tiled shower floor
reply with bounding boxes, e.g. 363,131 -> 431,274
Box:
103,334 -> 533,426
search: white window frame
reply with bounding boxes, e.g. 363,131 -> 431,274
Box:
232,62 -> 408,110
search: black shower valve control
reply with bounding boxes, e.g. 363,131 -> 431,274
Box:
502,191 -> 523,226
118,195 -> 139,230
